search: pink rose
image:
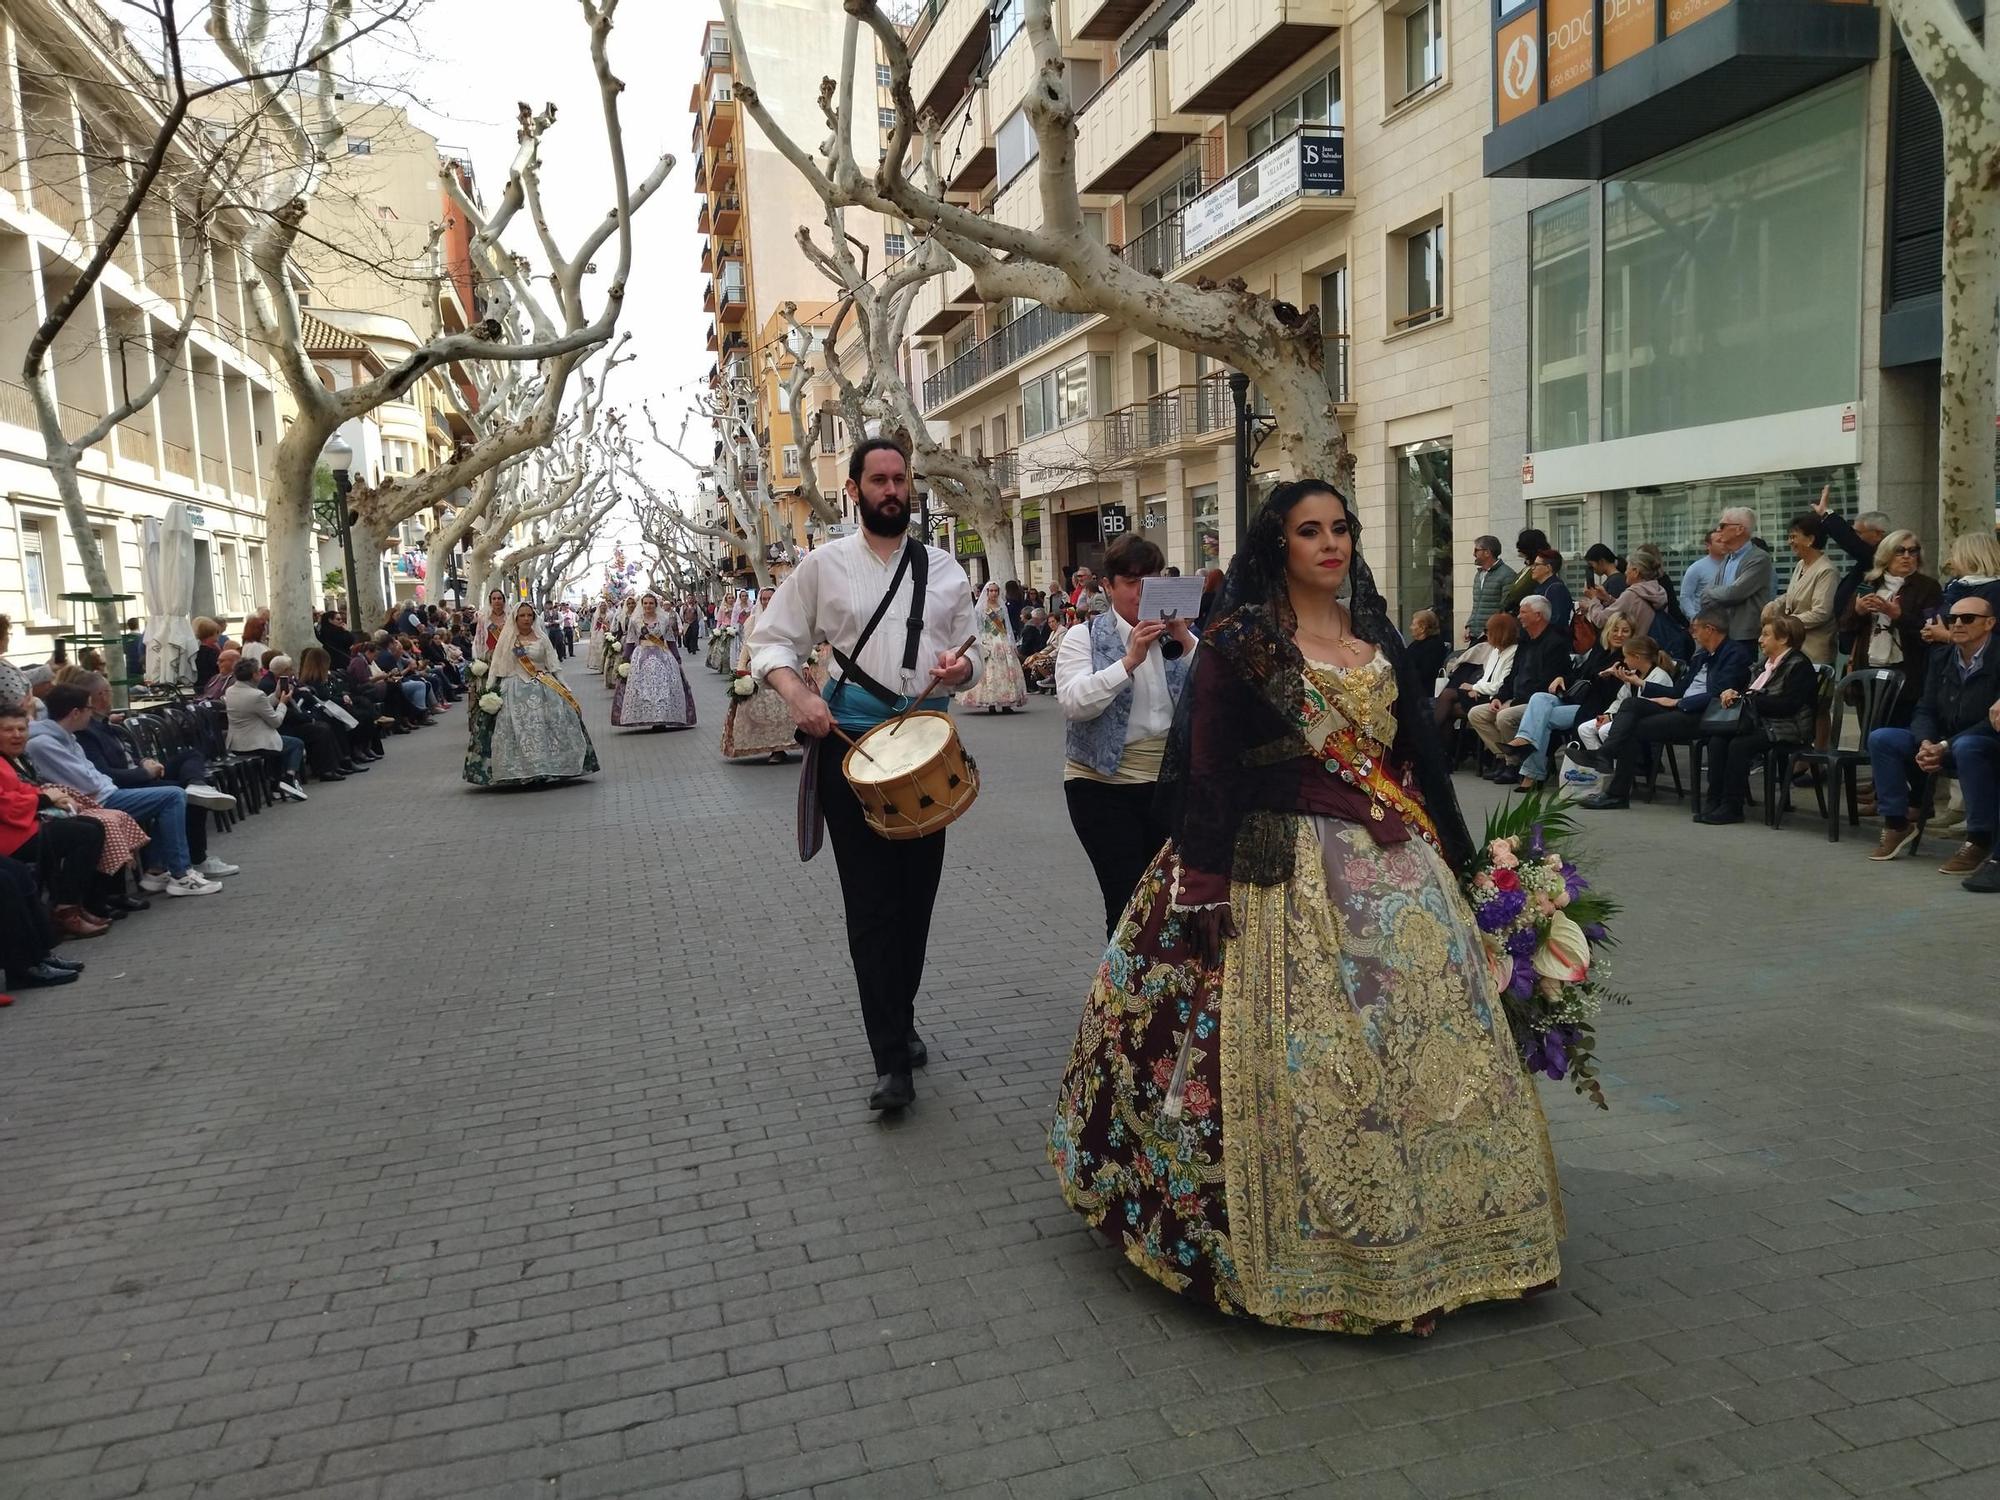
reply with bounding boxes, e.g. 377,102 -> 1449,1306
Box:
1487,839 -> 1520,869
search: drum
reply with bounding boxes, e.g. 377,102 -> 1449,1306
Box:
844,711 -> 980,840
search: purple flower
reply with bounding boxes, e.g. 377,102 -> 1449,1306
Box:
1524,1025 -> 1577,1081
1582,922 -> 1608,943
1507,953 -> 1537,1000
1476,887 -> 1528,932
1506,926 -> 1539,959
1527,825 -> 1547,857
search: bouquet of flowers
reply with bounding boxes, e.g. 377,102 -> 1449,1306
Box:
1464,791 -> 1622,1109
729,670 -> 757,698
617,662 -> 632,679
477,691 -> 504,715
468,660 -> 488,678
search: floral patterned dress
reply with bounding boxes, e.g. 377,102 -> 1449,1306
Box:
1049,650 -> 1563,1334
957,602 -> 1027,710
611,617 -> 696,729
464,635 -> 600,787
719,628 -> 797,759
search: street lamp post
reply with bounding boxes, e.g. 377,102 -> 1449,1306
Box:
1227,371 -> 1277,561
322,433 -> 359,624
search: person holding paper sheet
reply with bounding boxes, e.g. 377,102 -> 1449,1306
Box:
1055,533 -> 1197,938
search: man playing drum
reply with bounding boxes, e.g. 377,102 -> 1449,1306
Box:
750,438 -> 981,1113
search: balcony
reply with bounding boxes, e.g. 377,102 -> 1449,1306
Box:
1115,125 -> 1347,281
910,0 -> 990,119
696,197 -> 710,234
703,280 -> 716,313
721,330 -> 748,358
699,241 -> 712,273
714,194 -> 741,234
705,82 -> 736,146
704,36 -> 731,74
693,151 -> 707,192
718,266 -> 747,324
910,267 -> 975,336
710,140 -> 737,191
922,301 -> 1092,412
1074,0 -> 1157,39
1097,374 -> 1235,465
941,90 -> 994,193
990,449 -> 1020,495
706,322 -> 718,352
1076,43 -> 1206,195
1169,0 -> 1343,114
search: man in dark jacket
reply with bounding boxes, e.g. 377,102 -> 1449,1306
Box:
316,610 -> 359,669
1582,611 -> 1752,809
1867,594 -> 1999,873
1812,487 -> 1891,654
75,673 -> 238,878
1468,595 -> 1571,772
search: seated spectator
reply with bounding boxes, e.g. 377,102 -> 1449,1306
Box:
1775,513 -> 1839,665
199,648 -> 241,702
1581,544 -> 1626,600
1570,635 -> 1675,762
1921,531 -> 2000,649
1507,614 -> 1641,789
192,617 -> 223,688
1866,595 -> 1999,873
0,852 -> 83,990
1581,610 -> 1752,810
239,615 -> 271,668
72,671 -> 237,881
1406,609 -> 1448,696
1843,530 -> 1939,725
1695,612 -> 1820,825
372,633 -> 440,723
417,629 -> 466,698
260,654 -> 349,783
223,659 -> 309,802
315,608 -> 359,669
1525,550 -> 1575,632
1468,596 -> 1571,777
2,715 -> 151,921
0,704 -> 109,938
1581,547 -> 1668,642
1433,613 -> 1518,734
297,647 -> 383,763
0,614 -> 29,712
26,685 -> 222,896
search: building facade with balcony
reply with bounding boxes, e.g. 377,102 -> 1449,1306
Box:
1482,1 -> 1965,605
0,0 -> 290,649
900,0 -> 1495,629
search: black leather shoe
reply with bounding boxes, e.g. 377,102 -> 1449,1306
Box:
1579,793 -> 1629,810
107,894 -> 150,913
1965,857 -> 2000,893
11,962 -> 80,988
45,956 -> 83,973
907,1032 -> 929,1070
867,1072 -> 915,1112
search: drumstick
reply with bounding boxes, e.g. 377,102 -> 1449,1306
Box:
887,635 -> 978,737
826,723 -> 881,766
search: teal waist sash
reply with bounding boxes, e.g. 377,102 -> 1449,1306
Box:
824,677 -> 948,733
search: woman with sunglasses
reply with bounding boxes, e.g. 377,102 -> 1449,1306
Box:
1843,530 -> 1939,726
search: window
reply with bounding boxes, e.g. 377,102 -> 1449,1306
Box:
991,0 -> 1023,53
348,136 -> 372,155
1021,356 -> 1100,439
884,233 -> 907,260
1607,467 -> 1858,595
91,525 -> 122,593
247,544 -> 267,607
1246,60 -> 1343,156
878,108 -> 897,131
1602,80 -> 1865,441
1319,267 -> 1349,401
1392,213 -> 1446,330
876,64 -> 892,88
20,517 -> 54,618
216,541 -> 238,613
1394,440 -> 1453,633
782,444 -> 800,477
1529,192 -> 1591,450
994,106 -> 1038,186
1189,486 -> 1220,571
1397,0 -> 1444,102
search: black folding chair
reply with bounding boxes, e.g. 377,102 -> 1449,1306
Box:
1780,667 -> 1904,841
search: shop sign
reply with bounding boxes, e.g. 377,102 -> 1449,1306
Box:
1601,0 -> 1657,69
1496,13 -> 1541,126
1100,506 -> 1129,536
1546,0 -> 1595,99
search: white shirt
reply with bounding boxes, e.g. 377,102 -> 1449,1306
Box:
1054,611 -> 1194,743
749,531 -> 983,700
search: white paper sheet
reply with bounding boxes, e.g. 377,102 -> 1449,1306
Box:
1138,574 -> 1205,623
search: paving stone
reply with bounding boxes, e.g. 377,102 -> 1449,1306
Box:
1,662 -> 1994,1500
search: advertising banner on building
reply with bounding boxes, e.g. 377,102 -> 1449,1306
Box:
1496,11 -> 1541,125
1601,0 -> 1657,67
1545,0 -> 1596,99
1183,132 -> 1343,256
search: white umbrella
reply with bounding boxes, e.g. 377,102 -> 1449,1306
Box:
143,503 -> 199,684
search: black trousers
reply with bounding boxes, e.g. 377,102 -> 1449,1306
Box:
1604,699 -> 1704,797
0,853 -> 53,976
816,732 -> 946,1077
1064,778 -> 1168,939
13,822 -> 105,906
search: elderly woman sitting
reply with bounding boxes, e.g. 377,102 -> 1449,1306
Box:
259,654 -> 351,783
1433,612 -> 1519,734
223,658 -> 309,802
1695,611 -> 1820,824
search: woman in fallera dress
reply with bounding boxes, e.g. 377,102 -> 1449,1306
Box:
1048,480 -> 1564,1336
957,580 -> 1029,713
472,588 -> 510,663
464,603 -> 600,787
611,593 -> 697,730
604,598 -> 635,689
720,586 -> 797,763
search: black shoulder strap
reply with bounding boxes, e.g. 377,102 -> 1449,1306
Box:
831,538 -> 923,710
901,539 -> 928,673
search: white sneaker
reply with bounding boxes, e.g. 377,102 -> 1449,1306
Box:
275,780 -> 308,802
137,871 -> 170,893
196,856 -> 240,878
165,871 -> 221,897
183,783 -> 236,812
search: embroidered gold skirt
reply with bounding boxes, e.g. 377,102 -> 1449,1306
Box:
1049,815 -> 1564,1333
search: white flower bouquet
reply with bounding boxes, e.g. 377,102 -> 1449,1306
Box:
478,691 -> 504,715
617,662 -> 632,678
728,672 -> 757,698
468,660 -> 488,678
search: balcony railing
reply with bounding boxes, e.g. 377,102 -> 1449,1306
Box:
989,449 -> 1019,494
904,0 -> 949,57
1115,125 -> 1343,277
1323,330 -> 1351,403
922,302 -> 1091,411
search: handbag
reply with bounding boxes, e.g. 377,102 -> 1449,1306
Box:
320,699 -> 359,730
1698,699 -> 1744,733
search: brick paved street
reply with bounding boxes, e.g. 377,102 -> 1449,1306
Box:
2,655 -> 1996,1500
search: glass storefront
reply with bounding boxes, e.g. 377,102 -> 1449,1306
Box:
1605,464 -> 1859,597
1190,486 -> 1220,573
1530,192 -> 1590,450
1394,440 -> 1454,635
1602,79 -> 1865,441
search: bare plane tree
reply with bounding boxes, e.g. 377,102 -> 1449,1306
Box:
214,0 -> 674,652
1885,0 -> 2000,541
719,0 -> 1349,516
644,400 -> 782,589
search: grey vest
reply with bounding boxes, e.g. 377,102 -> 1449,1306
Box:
1064,610 -> 1191,776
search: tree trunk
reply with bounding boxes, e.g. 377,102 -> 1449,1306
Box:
1937,126 -> 2000,544
268,421 -> 330,657
348,516 -> 390,630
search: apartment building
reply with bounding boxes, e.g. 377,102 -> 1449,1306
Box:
0,0 -> 288,647
1483,2 -> 1957,598
898,0 -> 1491,627
693,7 -> 894,581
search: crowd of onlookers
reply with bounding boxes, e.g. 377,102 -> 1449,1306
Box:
0,597 -> 496,1005
1429,502 -> 2000,895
